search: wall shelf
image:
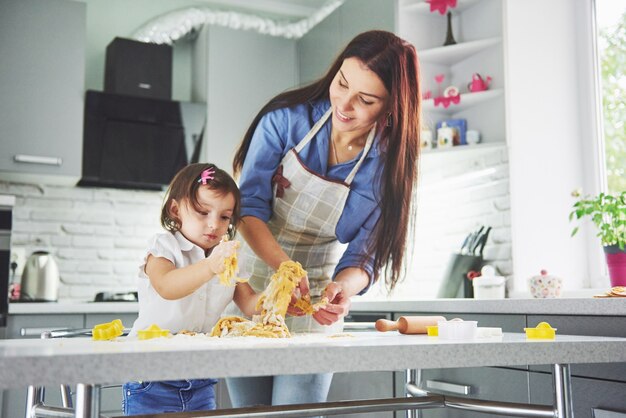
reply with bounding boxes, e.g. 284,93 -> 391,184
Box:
420,37 -> 501,65
422,88 -> 503,114
421,141 -> 506,157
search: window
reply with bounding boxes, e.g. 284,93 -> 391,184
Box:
595,0 -> 626,194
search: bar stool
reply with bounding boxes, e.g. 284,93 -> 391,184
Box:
24,327 -> 129,418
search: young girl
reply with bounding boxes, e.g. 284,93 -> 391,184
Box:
123,163 -> 260,416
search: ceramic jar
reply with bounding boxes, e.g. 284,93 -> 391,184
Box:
527,270 -> 563,298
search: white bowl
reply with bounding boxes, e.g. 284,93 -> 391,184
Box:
437,319 -> 477,340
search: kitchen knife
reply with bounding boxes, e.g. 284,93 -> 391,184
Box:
473,226 -> 492,256
468,226 -> 484,254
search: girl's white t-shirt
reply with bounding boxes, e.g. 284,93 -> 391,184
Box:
129,231 -> 236,336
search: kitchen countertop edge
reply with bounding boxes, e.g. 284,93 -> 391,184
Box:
9,298 -> 626,316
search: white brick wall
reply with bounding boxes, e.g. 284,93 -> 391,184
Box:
362,146 -> 513,300
0,181 -> 163,301
2,146 -> 512,302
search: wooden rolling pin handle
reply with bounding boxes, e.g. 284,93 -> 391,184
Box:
375,319 -> 400,332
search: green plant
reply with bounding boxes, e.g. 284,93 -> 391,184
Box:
569,190 -> 626,250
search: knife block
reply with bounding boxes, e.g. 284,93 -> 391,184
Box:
436,253 -> 483,298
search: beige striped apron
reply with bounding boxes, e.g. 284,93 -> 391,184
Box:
239,108 -> 375,333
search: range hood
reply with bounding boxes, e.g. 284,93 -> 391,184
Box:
78,90 -> 206,190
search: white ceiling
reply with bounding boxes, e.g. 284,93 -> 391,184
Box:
196,0 -> 330,19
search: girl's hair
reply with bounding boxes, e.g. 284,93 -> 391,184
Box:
233,30 -> 421,291
161,163 -> 241,240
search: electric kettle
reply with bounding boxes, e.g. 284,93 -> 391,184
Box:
20,251 -> 60,302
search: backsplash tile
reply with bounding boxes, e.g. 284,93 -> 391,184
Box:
2,146 -> 512,302
0,181 -> 163,301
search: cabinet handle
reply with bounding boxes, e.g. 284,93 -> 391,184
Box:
592,409 -> 626,418
426,379 -> 473,395
14,154 -> 62,166
20,327 -> 69,337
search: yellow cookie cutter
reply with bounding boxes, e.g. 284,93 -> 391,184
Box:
137,324 -> 171,340
92,319 -> 125,340
426,325 -> 438,336
524,322 -> 557,339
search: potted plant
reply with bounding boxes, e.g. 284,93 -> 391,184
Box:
570,190 -> 626,286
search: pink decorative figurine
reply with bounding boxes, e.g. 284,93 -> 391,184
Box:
468,73 -> 492,92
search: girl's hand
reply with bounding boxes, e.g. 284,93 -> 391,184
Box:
286,274 -> 310,316
206,240 -> 239,275
312,282 -> 351,326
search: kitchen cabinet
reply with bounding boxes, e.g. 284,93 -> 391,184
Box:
527,315 -> 626,383
416,367 -> 529,418
393,311 -> 527,418
397,0 -> 506,152
530,373 -> 626,418
0,0 -> 85,183
6,313 -> 84,339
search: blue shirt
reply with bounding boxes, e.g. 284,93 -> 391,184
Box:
238,99 -> 383,293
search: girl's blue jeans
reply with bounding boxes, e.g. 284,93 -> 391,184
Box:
122,378 -> 217,415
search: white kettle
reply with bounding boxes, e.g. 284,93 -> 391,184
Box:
20,251 -> 60,302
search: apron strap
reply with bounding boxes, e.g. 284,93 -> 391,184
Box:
294,108 -> 332,153
293,107 -> 376,186
345,125 -> 376,185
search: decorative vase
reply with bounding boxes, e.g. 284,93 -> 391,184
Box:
443,11 -> 457,46
604,245 -> 626,286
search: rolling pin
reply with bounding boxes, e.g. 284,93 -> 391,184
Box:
375,316 -> 446,334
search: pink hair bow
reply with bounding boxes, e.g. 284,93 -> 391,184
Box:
198,168 -> 215,185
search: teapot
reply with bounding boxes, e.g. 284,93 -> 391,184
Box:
20,251 -> 60,302
467,73 -> 492,92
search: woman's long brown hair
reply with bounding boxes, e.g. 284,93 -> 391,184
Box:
233,30 -> 421,291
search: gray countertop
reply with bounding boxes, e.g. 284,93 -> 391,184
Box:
9,297 -> 626,316
1,331 -> 626,391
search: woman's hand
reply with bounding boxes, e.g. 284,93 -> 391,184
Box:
206,240 -> 239,275
313,282 -> 351,325
286,274 -> 311,316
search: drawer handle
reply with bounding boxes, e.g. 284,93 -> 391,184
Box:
20,327 -> 68,337
426,379 -> 473,395
14,154 -> 63,166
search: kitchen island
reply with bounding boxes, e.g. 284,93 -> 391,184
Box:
1,331 -> 626,417
5,298 -> 626,418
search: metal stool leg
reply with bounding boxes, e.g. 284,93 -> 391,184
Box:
25,385 -> 44,418
60,384 -> 73,408
74,384 -> 94,418
406,368 -> 425,418
553,364 -> 574,418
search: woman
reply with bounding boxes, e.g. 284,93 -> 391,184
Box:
227,30 -> 421,409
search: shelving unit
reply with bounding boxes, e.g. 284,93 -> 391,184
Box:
398,0 -> 506,147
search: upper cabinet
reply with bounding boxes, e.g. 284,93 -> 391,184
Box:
397,0 -> 506,151
0,0 -> 86,184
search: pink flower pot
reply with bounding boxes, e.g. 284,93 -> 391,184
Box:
604,245 -> 626,287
